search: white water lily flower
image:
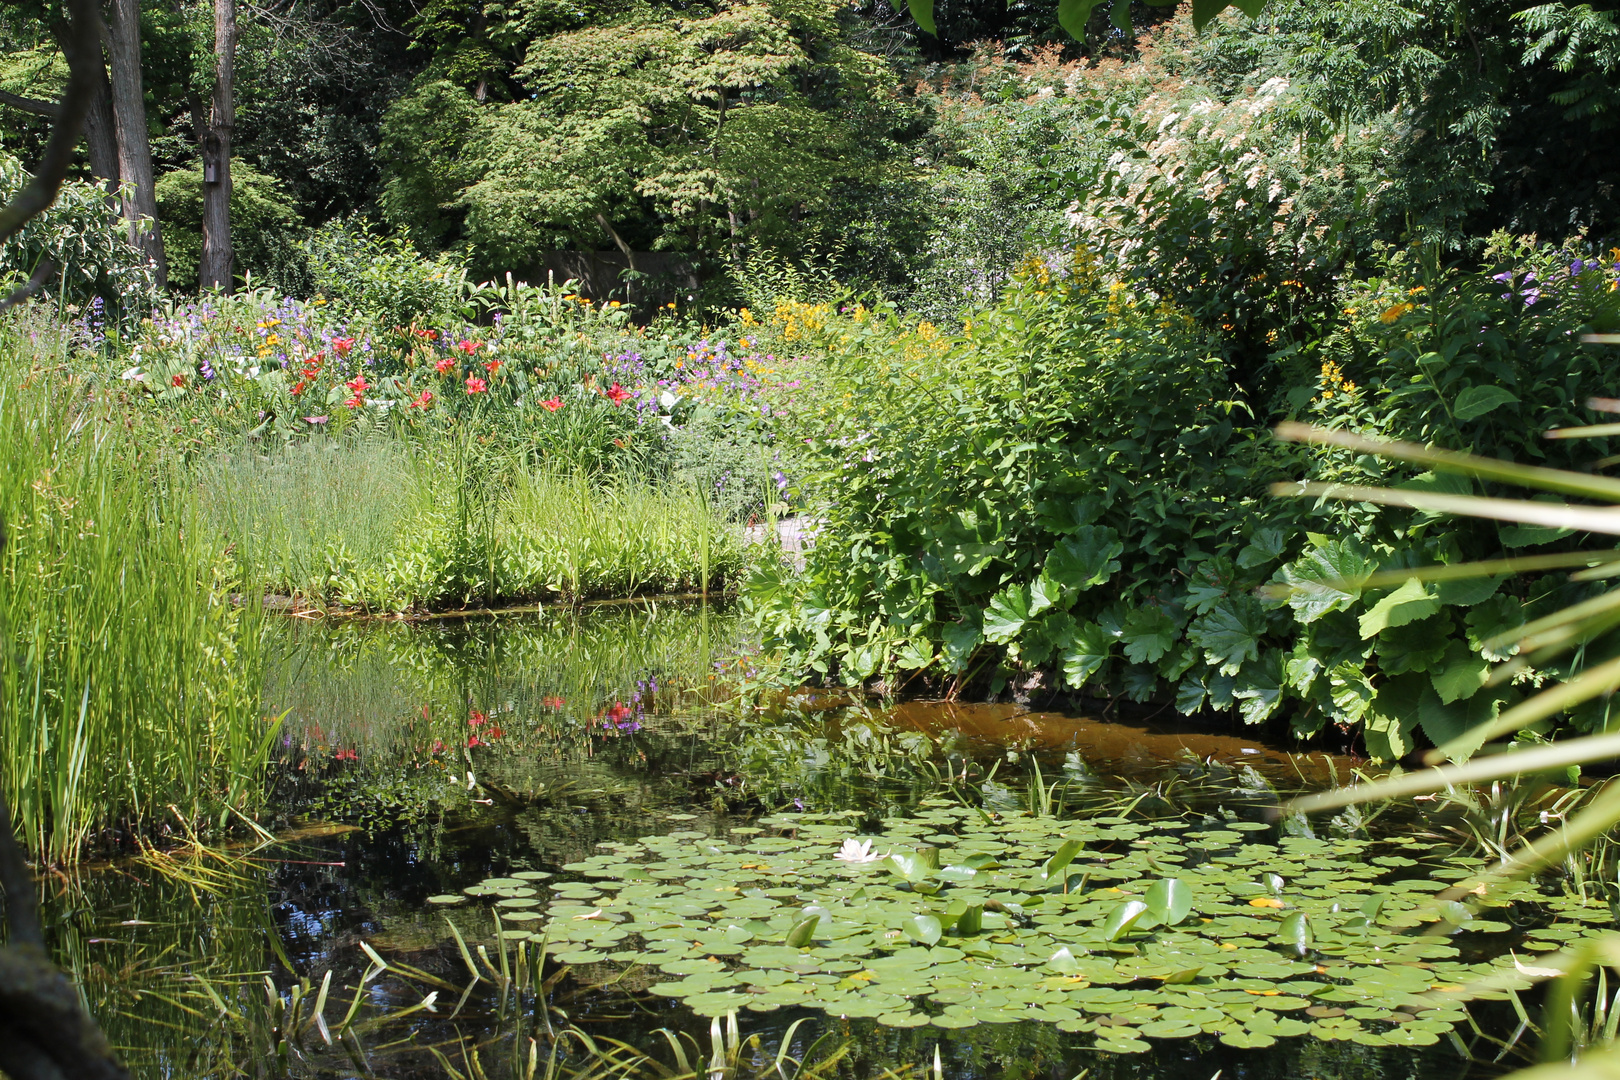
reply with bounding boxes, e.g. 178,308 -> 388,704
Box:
834,838 -> 886,863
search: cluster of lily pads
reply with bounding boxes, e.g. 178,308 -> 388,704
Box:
435,802 -> 1612,1053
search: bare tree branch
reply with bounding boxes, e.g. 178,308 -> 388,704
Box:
0,0 -> 101,249
0,89 -> 60,118
0,260 -> 58,316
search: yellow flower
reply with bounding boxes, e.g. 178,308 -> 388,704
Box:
1379,302 -> 1415,324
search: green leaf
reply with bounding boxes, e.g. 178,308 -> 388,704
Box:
1029,571 -> 1065,618
954,904 -> 984,936
1144,878 -> 1194,926
1056,0 -> 1105,37
1277,540 -> 1374,623
1061,621 -> 1112,689
1452,384 -> 1520,422
1110,0 -> 1133,32
1040,839 -> 1083,885
1418,684 -> 1501,762
1233,650 -> 1284,725
1364,674 -> 1422,762
1278,911 -> 1313,953
1436,574 -> 1504,607
1326,662 -> 1375,725
907,0 -> 936,35
1188,595 -> 1268,675
1358,579 -> 1440,639
1121,606 -> 1178,664
1431,641 -> 1489,704
1237,527 -> 1290,570
901,914 -> 942,946
1102,900 -> 1149,942
1045,527 -> 1123,594
983,586 -> 1031,644
786,915 -> 820,948
941,620 -> 982,672
885,852 -> 932,883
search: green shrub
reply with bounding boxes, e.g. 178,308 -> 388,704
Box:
747,242 -> 1620,759
154,159 -> 306,292
0,153 -> 156,323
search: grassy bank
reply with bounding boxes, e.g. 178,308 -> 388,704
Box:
0,329 -> 272,863
197,438 -> 750,612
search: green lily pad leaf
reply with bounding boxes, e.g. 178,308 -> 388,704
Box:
786,915 -> 820,948
1278,911 -> 1313,953
427,894 -> 465,906
1144,878 -> 1193,926
1040,839 -> 1084,886
1102,900 -> 1149,943
902,915 -> 943,946
954,904 -> 984,936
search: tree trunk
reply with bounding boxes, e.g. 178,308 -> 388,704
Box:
199,0 -> 235,291
106,0 -> 167,286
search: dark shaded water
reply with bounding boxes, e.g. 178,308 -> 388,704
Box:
49,604 -> 1548,1079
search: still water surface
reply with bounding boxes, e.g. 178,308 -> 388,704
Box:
50,604 -> 1545,1079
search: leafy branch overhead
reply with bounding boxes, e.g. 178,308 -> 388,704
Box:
906,0 -> 1267,38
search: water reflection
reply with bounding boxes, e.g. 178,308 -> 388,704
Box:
45,605 -> 1525,1079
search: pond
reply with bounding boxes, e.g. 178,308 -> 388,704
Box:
47,602 -> 1587,1079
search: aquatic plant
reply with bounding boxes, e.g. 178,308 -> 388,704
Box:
0,334 -> 271,862
458,800 -> 1590,1054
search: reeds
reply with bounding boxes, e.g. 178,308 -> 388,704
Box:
0,348 -> 272,862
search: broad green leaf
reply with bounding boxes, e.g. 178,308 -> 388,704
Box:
1047,946 -> 1080,974
1364,674 -> 1421,762
1121,606 -> 1178,664
1144,878 -> 1193,926
1452,384 -> 1520,422
1045,526 -> 1123,593
1278,911 -> 1313,953
1234,650 -> 1284,725
1061,621 -> 1112,688
1040,839 -> 1083,885
983,586 -> 1031,644
1325,662 -> 1375,725
786,915 -> 820,948
1237,527 -> 1290,570
1431,641 -> 1489,704
1436,574 -> 1504,607
1057,0 -> 1104,37
885,852 -> 932,883
1276,540 -> 1374,623
1358,579 -> 1440,639
1418,685 -> 1502,762
1029,571 -> 1064,618
1102,900 -> 1149,942
954,904 -> 984,936
940,620 -> 982,672
902,914 -> 942,946
1188,595 -> 1268,675
907,0 -> 936,35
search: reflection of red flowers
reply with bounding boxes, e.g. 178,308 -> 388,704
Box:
345,376 -> 369,394
332,337 -> 354,356
455,339 -> 481,355
483,359 -> 501,374
540,396 -> 563,412
465,376 -> 487,394
171,373 -> 186,387
605,702 -> 632,722
605,382 -> 630,405
469,710 -> 487,728
435,357 -> 455,374
542,695 -> 565,709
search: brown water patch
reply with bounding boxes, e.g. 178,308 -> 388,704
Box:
882,700 -> 1356,788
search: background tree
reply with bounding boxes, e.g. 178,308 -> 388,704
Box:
199,0 -> 234,289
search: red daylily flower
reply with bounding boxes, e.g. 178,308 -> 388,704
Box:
605,382 -> 630,405
542,695 -> 565,709
331,337 -> 354,356
291,380 -> 307,396
469,710 -> 487,728
465,375 -> 487,394
345,376 -> 369,394
435,357 -> 456,374
540,396 -> 563,412
409,390 -> 434,409
467,735 -> 483,748
344,394 -> 364,409
455,339 -> 481,355
483,359 -> 501,374
171,373 -> 186,387
488,726 -> 504,739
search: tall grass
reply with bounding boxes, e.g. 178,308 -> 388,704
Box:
0,339 -> 272,863
197,436 -> 749,611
